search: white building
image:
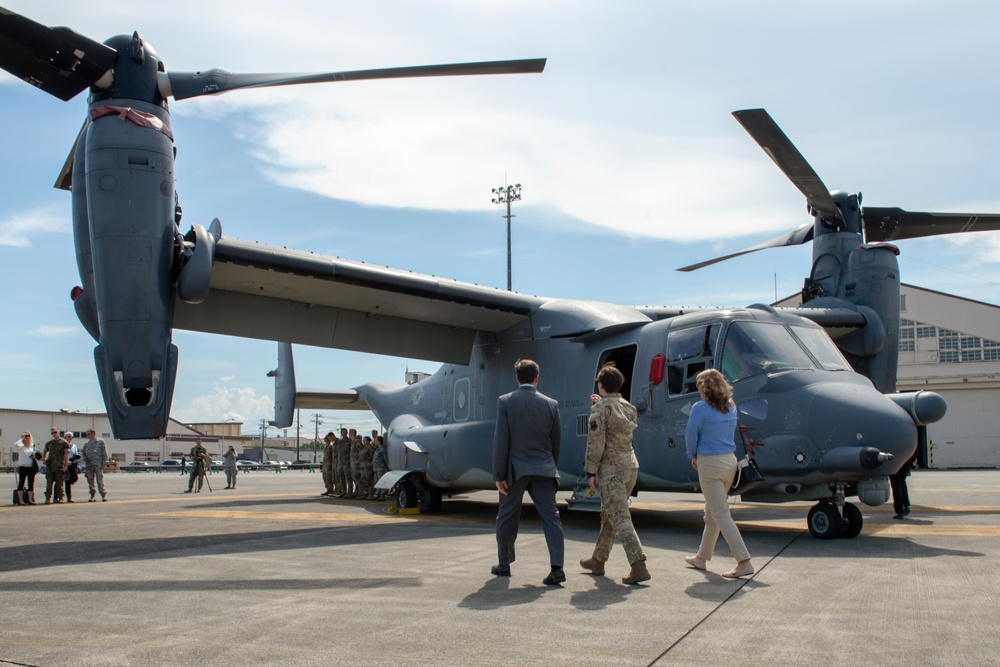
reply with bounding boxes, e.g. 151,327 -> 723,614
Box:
0,410 -> 244,467
777,284 -> 1000,469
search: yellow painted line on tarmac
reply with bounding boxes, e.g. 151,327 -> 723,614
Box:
148,509 -> 417,522
737,518 -> 1000,537
910,488 -> 1000,493
146,508 -> 498,525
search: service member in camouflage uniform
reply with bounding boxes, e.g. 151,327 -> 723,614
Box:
43,427 -> 71,504
82,428 -> 110,502
321,431 -> 336,496
184,439 -> 209,493
359,436 -> 375,499
223,445 -> 239,489
579,364 -> 650,585
348,429 -> 363,499
372,435 -> 389,501
335,427 -> 352,498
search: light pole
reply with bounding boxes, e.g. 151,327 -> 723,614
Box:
491,182 -> 521,291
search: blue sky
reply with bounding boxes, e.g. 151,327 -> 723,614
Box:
2,1 -> 999,437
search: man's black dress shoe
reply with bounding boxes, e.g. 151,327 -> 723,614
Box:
491,565 -> 511,577
542,568 -> 566,585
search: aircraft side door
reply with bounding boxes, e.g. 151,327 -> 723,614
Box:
662,323 -> 723,479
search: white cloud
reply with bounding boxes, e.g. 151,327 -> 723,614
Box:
29,325 -> 81,339
0,207 -> 69,247
171,382 -> 273,426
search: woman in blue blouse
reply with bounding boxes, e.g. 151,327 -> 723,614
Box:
683,369 -> 754,578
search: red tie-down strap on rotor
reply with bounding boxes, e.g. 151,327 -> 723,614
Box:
90,105 -> 175,141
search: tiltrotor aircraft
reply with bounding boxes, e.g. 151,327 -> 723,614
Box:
4,6 -> 1000,539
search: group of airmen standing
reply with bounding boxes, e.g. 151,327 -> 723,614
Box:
321,428 -> 389,501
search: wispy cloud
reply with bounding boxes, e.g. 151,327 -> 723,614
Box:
29,325 -> 81,339
0,207 -> 69,247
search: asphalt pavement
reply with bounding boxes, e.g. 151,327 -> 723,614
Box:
1,468 -> 998,666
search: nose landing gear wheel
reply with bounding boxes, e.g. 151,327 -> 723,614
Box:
807,502 -> 843,539
839,501 -> 863,538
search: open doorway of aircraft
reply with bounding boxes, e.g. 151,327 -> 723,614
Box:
3,5 -> 999,539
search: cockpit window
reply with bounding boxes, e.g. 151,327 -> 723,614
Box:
790,325 -> 852,371
720,321 -> 815,383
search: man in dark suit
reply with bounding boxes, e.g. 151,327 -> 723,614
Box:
491,359 -> 566,585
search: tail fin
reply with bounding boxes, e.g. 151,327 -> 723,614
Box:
268,343 -> 296,429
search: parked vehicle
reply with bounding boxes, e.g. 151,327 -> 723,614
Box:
122,461 -> 155,472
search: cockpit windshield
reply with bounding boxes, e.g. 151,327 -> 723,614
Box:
720,321 -> 851,383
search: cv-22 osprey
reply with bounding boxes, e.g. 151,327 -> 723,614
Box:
3,5 -> 999,539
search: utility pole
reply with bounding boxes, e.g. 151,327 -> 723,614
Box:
491,181 -> 522,291
259,418 -> 268,463
311,413 -> 323,463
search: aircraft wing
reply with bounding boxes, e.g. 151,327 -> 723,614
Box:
173,236 -> 541,364
294,389 -> 369,411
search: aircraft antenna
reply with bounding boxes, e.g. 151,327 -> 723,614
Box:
491,181 -> 522,291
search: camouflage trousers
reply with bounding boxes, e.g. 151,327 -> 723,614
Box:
591,467 -> 645,565
85,465 -> 107,498
45,467 -> 65,502
322,460 -> 334,493
358,463 -> 374,498
338,464 -> 354,497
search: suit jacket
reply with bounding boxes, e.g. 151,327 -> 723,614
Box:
492,385 -> 562,484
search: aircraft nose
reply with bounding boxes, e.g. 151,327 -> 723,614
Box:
810,381 -> 916,474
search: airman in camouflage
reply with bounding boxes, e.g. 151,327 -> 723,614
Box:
579,364 -> 649,584
349,428 -> 365,498
335,427 -> 352,498
321,431 -> 336,496
372,434 -> 389,500
82,428 -> 110,501
184,439 -> 209,493
359,435 -> 375,499
223,445 -> 239,489
43,427 -> 70,504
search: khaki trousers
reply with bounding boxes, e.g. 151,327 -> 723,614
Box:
696,453 -> 750,562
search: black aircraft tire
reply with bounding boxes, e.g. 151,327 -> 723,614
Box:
807,502 -> 843,539
839,502 -> 863,539
417,486 -> 443,514
397,479 -> 418,509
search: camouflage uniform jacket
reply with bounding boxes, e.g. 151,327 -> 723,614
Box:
372,445 -> 389,476
44,437 -> 70,468
335,437 -> 351,467
82,438 -> 110,467
189,445 -> 208,471
322,440 -> 335,468
349,436 -> 363,468
584,394 -> 638,477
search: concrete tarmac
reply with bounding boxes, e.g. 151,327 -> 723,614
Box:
1,468 -> 998,666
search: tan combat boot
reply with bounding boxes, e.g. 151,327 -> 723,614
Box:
622,559 -> 651,585
579,557 -> 606,576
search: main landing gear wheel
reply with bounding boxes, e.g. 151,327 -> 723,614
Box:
396,479 -> 418,510
807,502 -> 843,539
417,486 -> 443,514
839,502 -> 863,539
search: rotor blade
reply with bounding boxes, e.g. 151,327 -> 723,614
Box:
733,109 -> 841,221
863,207 -> 1000,243
54,119 -> 89,191
677,222 -> 814,272
0,6 -> 116,101
166,58 -> 546,101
